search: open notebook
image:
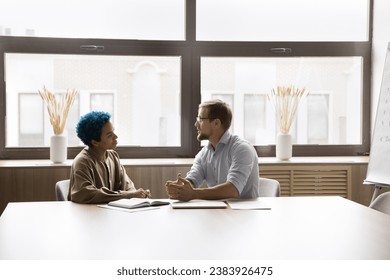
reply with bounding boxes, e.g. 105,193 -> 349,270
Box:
108,198 -> 170,209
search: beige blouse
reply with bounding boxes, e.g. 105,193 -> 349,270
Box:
69,147 -> 136,203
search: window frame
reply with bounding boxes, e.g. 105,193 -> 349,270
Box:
0,37 -> 195,159
194,41 -> 372,157
0,0 -> 372,159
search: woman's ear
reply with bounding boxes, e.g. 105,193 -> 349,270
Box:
91,139 -> 99,147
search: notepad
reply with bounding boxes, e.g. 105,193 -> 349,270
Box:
171,200 -> 227,209
108,198 -> 170,209
227,200 -> 271,210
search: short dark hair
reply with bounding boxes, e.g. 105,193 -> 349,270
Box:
76,111 -> 111,146
199,99 -> 232,130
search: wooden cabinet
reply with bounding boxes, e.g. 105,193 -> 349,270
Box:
0,157 -> 372,216
0,166 -> 70,215
0,162 -> 192,215
125,165 -> 191,198
260,165 -> 351,199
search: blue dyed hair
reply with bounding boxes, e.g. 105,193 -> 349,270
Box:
76,111 -> 111,146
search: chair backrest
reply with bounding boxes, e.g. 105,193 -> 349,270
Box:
258,177 -> 281,197
55,179 -> 70,201
369,191 -> 390,215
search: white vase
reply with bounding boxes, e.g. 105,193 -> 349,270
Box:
50,134 -> 67,163
276,133 -> 292,160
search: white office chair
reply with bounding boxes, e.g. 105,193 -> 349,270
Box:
258,177 -> 281,197
55,179 -> 70,201
369,191 -> 390,215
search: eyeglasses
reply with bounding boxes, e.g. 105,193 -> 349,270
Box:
196,116 -> 215,122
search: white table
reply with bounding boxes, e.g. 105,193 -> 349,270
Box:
0,196 -> 389,260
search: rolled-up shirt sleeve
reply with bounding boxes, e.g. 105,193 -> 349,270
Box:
186,147 -> 206,188
226,142 -> 256,195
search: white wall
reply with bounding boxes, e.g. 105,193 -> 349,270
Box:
372,0 -> 390,133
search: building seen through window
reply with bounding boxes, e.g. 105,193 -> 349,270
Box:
5,54 -> 181,148
201,57 -> 362,146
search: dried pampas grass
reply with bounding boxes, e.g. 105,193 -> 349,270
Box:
268,86 -> 308,134
39,86 -> 78,135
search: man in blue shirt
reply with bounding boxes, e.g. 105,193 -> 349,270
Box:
165,99 -> 259,201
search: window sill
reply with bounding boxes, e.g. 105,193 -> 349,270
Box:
0,156 -> 369,168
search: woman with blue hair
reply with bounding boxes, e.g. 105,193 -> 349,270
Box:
69,111 -> 151,203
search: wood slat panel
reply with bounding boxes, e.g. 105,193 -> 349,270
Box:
260,165 -> 352,199
0,162 -> 362,216
260,170 -> 291,196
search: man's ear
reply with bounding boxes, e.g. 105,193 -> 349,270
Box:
213,118 -> 222,127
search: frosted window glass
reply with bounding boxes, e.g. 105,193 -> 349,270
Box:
197,0 -> 369,41
0,0 -> 185,40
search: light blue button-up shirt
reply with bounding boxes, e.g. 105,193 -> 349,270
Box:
186,131 -> 260,198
